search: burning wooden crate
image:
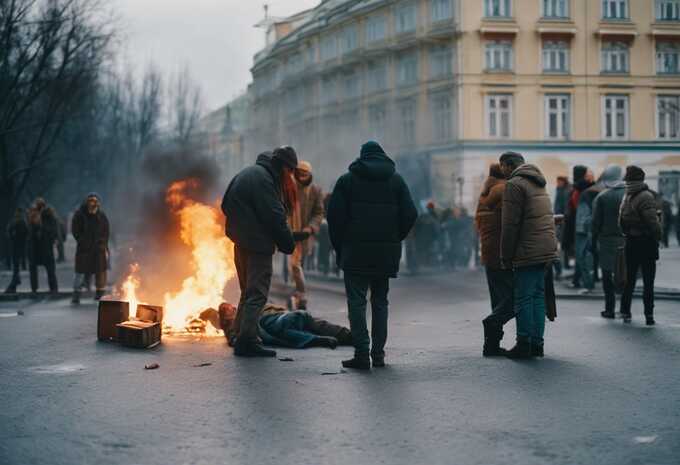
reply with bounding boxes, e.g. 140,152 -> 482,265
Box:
97,300 -> 163,349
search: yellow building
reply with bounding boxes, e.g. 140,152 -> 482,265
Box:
249,0 -> 680,207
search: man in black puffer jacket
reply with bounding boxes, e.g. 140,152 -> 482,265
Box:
327,141 -> 417,369
222,147 -> 297,357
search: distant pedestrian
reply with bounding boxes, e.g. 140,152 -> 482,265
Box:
574,168 -> 596,292
553,176 -> 570,278
27,198 -> 59,295
221,147 -> 298,357
327,141 -> 417,369
288,160 -> 324,310
499,152 -> 558,359
619,166 -> 661,325
563,165 -> 586,273
71,193 -> 110,303
4,208 -> 28,293
592,166 -> 625,319
661,197 -> 672,248
474,163 -> 513,356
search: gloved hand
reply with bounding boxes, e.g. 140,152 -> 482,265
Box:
293,231 -> 311,242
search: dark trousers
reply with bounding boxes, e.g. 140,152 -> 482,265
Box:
8,249 -> 24,288
601,269 -> 616,313
344,273 -> 389,358
29,260 -> 58,293
233,245 -> 273,344
483,267 -> 515,331
620,237 -> 657,316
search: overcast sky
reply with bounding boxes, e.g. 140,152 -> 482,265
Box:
115,0 -> 320,112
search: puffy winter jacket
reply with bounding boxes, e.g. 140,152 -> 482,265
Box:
500,164 -> 558,268
619,182 -> 661,241
221,153 -> 295,255
474,175 -> 505,269
327,142 -> 417,277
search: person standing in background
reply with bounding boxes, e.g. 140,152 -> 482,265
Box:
553,176 -> 570,279
572,168 -> 595,290
27,198 -> 59,295
4,208 -> 28,293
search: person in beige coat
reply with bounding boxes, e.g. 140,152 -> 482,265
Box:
288,161 -> 325,309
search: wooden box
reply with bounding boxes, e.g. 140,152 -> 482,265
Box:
116,320 -> 161,349
97,300 -> 130,342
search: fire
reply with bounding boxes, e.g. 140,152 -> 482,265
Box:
122,264 -> 140,317
118,179 -> 235,336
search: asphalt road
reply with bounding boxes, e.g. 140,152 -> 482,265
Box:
1,270 -> 679,465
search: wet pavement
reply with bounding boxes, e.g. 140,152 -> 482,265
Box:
1,269 -> 679,465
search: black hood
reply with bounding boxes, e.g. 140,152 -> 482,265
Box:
256,151 -> 279,181
349,142 -> 395,181
510,164 -> 547,187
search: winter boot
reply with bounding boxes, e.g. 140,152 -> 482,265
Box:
482,320 -> 506,357
233,342 -> 277,358
371,354 -> 386,367
600,310 -> 615,319
336,328 -> 353,346
621,312 -> 632,323
94,289 -> 105,301
645,316 -> 655,326
71,292 -> 80,305
505,337 -> 532,359
342,356 -> 370,370
531,344 -> 544,357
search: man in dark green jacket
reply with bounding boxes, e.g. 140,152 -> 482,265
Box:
327,141 -> 417,369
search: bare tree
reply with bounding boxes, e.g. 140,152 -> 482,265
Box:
167,65 -> 203,145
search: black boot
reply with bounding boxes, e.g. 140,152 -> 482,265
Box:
600,310 -> 615,319
482,320 -> 506,357
71,291 -> 80,305
336,328 -> 353,346
621,312 -> 632,323
342,356 -> 370,370
505,337 -> 532,359
531,344 -> 544,357
94,289 -> 105,301
645,315 -> 655,326
371,354 -> 385,367
233,341 -> 277,357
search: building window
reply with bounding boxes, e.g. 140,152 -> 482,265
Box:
485,0 -> 511,17
399,99 -> 416,145
321,76 -> 337,105
486,94 -> 512,138
366,14 -> 387,42
543,41 -> 569,73
431,94 -> 452,141
305,44 -> 316,65
657,0 -> 680,20
602,95 -> 629,140
366,60 -> 388,93
657,42 -> 680,74
430,44 -> 453,78
368,103 -> 387,141
601,41 -> 629,73
286,53 -> 303,76
397,51 -> 418,86
340,24 -> 358,54
602,0 -> 627,19
396,2 -> 417,33
431,0 -> 453,22
543,0 -> 569,18
657,96 -> 680,139
320,34 -> 337,61
343,70 -> 360,99
545,94 -> 571,139
485,41 -> 513,71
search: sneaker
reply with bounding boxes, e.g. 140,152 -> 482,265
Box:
233,342 -> 277,358
645,316 -> 655,326
600,310 -> 615,319
342,357 -> 370,370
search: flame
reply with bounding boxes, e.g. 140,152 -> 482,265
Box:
122,264 -> 140,317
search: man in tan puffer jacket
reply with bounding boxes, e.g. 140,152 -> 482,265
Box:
475,163 -> 513,357
499,152 -> 558,359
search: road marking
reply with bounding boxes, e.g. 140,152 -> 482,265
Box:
28,363 -> 86,374
0,312 -> 19,318
633,435 -> 657,444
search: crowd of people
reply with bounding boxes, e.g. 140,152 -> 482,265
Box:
4,193 -> 111,301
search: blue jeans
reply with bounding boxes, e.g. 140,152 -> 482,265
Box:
344,274 -> 389,358
575,233 -> 594,290
514,264 -> 547,346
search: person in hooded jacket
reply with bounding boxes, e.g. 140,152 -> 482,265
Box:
592,166 -> 625,319
327,141 -> 417,369
475,163 -> 513,356
573,168 -> 596,292
499,152 -> 558,359
71,193 -> 110,303
564,165 -> 588,286
27,198 -> 59,295
221,147 -> 298,357
618,166 -> 661,325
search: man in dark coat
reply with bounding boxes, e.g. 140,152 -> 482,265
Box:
618,166 -> 661,325
4,208 -> 28,293
27,198 -> 59,295
592,166 -> 625,319
71,193 -> 110,303
327,141 -> 417,369
563,165 -> 587,282
553,176 -> 570,278
221,147 -> 298,357
475,163 -> 513,356
573,168 -> 596,292
499,152 -> 558,359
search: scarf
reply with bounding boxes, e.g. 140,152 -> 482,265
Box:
624,181 -> 647,196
